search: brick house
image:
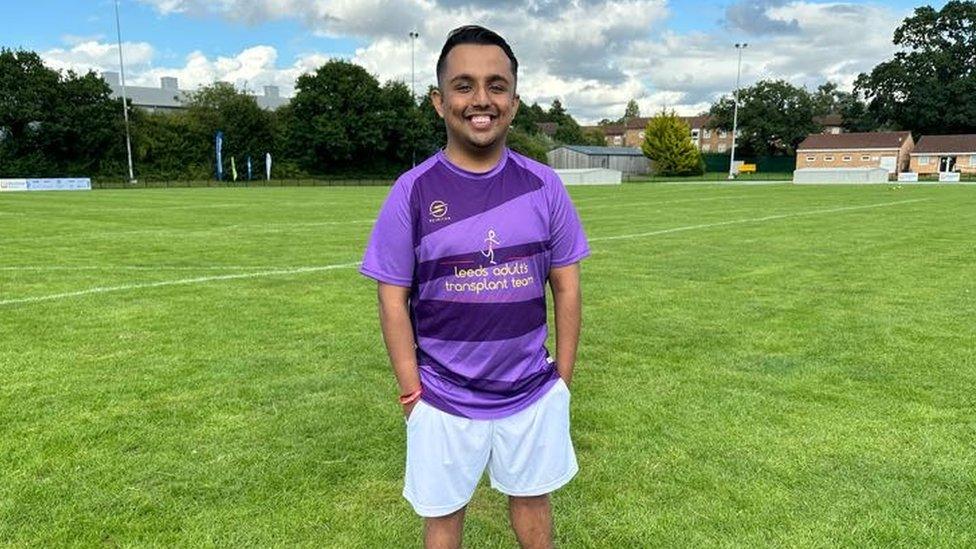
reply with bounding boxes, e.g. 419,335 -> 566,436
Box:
599,115 -> 735,152
795,131 -> 914,174
909,134 -> 976,174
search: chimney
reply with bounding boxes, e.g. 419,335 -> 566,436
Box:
264,85 -> 279,99
102,71 -> 120,86
160,76 -> 179,90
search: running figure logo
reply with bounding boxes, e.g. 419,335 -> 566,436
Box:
482,228 -> 501,265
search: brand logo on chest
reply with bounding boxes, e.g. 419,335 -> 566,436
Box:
428,200 -> 451,223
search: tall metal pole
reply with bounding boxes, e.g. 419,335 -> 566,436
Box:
114,0 -> 135,183
409,30 -> 419,167
728,42 -> 747,180
409,31 -> 419,98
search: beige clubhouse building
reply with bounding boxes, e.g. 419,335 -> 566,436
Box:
909,134 -> 976,175
795,132 -> 915,174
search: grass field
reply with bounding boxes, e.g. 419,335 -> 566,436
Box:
2,183 -> 974,547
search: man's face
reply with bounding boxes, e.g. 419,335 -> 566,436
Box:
433,44 -> 519,153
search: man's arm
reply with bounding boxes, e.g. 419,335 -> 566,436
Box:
548,263 -> 582,387
377,282 -> 421,414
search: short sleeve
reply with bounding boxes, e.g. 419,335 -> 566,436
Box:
546,172 -> 590,267
359,178 -> 416,287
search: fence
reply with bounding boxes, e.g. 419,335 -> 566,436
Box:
702,154 -> 797,174
92,178 -> 394,189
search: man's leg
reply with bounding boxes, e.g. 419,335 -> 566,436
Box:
424,506 -> 466,549
508,494 -> 554,549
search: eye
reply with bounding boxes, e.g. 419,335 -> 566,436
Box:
455,84 -> 472,92
490,84 -> 507,93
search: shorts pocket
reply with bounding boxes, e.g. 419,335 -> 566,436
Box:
557,378 -> 571,398
405,400 -> 425,427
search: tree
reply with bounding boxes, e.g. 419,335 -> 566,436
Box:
581,127 -> 607,146
812,82 -> 882,133
623,99 -> 640,121
287,60 -> 387,173
507,126 -> 554,163
641,110 -> 704,176
0,49 -> 122,177
553,116 -> 587,145
855,1 -> 976,135
182,82 -> 276,173
708,79 -> 818,156
544,98 -> 597,145
547,99 -> 567,121
376,80 -> 431,168
417,85 -> 446,155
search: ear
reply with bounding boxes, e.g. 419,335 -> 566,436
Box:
431,88 -> 445,119
511,93 -> 520,121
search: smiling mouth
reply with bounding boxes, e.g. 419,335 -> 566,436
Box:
467,114 -> 495,130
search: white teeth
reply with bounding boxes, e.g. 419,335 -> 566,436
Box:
471,115 -> 491,128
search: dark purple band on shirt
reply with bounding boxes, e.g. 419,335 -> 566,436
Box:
414,297 -> 546,342
412,161 -> 544,239
418,351 -> 560,396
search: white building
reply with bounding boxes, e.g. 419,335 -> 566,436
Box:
101,72 -> 288,113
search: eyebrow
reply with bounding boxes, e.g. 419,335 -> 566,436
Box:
449,74 -> 512,85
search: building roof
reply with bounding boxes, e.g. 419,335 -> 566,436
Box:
912,134 -> 976,154
797,131 -> 912,151
598,115 -> 715,135
108,83 -> 189,109
102,72 -> 288,111
560,145 -> 645,156
621,115 -> 713,130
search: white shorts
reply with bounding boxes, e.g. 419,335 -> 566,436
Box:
403,378 -> 578,517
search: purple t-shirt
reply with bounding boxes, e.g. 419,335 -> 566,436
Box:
360,148 -> 589,419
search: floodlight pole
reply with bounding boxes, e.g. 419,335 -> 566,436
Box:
409,30 -> 420,167
114,0 -> 135,183
728,43 -> 747,180
409,31 -> 420,98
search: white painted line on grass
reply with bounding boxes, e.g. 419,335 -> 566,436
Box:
589,198 -> 930,242
0,265 -> 329,272
578,195 -> 751,211
0,262 -> 361,307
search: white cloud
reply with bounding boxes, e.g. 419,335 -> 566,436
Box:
42,40 -> 155,76
129,46 -> 343,96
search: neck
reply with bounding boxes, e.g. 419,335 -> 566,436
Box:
443,141 -> 506,173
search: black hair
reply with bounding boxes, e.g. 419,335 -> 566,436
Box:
436,25 -> 518,87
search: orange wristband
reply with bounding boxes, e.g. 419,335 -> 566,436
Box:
399,388 -> 422,405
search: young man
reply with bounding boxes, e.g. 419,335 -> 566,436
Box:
360,25 -> 589,549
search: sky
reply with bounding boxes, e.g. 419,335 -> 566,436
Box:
0,0 -> 948,124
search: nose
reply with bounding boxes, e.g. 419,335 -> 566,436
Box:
472,84 -> 490,107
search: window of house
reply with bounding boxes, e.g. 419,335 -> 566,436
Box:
717,144 -> 727,153
703,144 -> 711,152
806,155 -> 816,162
638,131 -> 645,139
919,156 -> 930,165
970,154 -> 976,167
691,129 -> 700,139
861,155 -> 871,161
843,155 -> 852,162
719,130 -> 727,139
824,156 -> 834,161
613,136 -> 623,145
703,129 -> 712,139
